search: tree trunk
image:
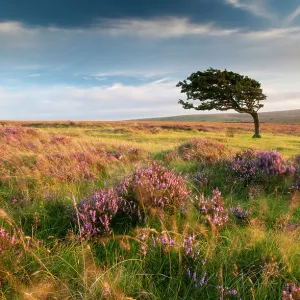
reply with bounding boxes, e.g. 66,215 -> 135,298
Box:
251,112 -> 261,138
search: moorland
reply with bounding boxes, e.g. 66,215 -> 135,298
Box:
0,120 -> 299,299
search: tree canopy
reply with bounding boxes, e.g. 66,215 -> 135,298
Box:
177,68 -> 267,138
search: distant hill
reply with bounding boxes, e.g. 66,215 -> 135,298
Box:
138,109 -> 300,123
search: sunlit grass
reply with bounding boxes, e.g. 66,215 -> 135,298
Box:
0,121 -> 299,299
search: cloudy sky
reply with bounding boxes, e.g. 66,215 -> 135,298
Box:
0,0 -> 300,120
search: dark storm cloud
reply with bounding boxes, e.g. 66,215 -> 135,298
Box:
0,0 -> 273,29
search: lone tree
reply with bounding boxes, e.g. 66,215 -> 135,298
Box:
177,68 -> 267,138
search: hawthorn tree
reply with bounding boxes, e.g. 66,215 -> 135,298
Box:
177,68 -> 267,138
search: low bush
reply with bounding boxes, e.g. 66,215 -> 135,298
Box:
230,149 -> 295,185
166,139 -> 230,164
118,162 -> 191,214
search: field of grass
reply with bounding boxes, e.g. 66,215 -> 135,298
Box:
0,121 -> 299,299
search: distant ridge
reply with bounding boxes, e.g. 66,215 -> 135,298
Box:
137,109 -> 300,123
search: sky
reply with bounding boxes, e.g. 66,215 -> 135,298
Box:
0,0 -> 300,120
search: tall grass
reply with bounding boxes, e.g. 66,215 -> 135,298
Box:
0,122 -> 299,299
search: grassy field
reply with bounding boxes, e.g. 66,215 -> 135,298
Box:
0,121 -> 299,299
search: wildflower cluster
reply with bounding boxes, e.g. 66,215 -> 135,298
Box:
0,227 -> 15,255
231,205 -> 250,224
75,163 -> 191,240
181,233 -> 202,260
196,189 -> 229,228
217,286 -> 239,300
118,162 -> 190,213
50,136 -> 72,144
255,150 -> 295,176
186,268 -> 207,289
282,283 -> 300,300
1,126 -> 39,145
3,127 -> 37,136
290,154 -> 300,191
139,230 -> 207,287
76,188 -> 122,240
192,171 -> 210,189
231,149 -> 295,184
138,230 -> 203,259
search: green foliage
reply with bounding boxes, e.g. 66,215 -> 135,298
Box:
177,68 -> 266,114
177,68 -> 267,137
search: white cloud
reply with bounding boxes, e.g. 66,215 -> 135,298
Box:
0,77 -> 299,120
97,17 -> 239,37
92,70 -> 172,78
244,26 -> 300,39
0,18 -> 239,41
0,21 -> 25,34
28,73 -> 41,77
0,80 -> 182,120
283,6 -> 300,26
0,21 -> 39,36
225,0 -> 276,22
0,22 -> 39,49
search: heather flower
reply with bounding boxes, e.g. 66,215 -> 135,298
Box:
196,189 -> 229,228
231,205 -> 250,224
192,171 -> 210,188
50,136 -> 72,144
290,154 -> 300,191
138,232 -> 149,255
75,185 -> 144,240
117,162 -> 191,214
181,233 -> 201,260
254,150 -> 294,177
282,283 -> 300,300
217,286 -> 240,300
231,149 -> 295,184
0,227 -> 16,255
186,268 -> 207,288
75,188 -> 122,240
156,234 -> 177,249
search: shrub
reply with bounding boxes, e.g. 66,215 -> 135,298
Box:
231,149 -> 295,184
75,187 -> 142,240
176,139 -> 229,164
166,139 -> 229,164
117,162 -> 191,214
76,188 -> 122,240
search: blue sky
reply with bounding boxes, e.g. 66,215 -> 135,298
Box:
0,0 -> 300,120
